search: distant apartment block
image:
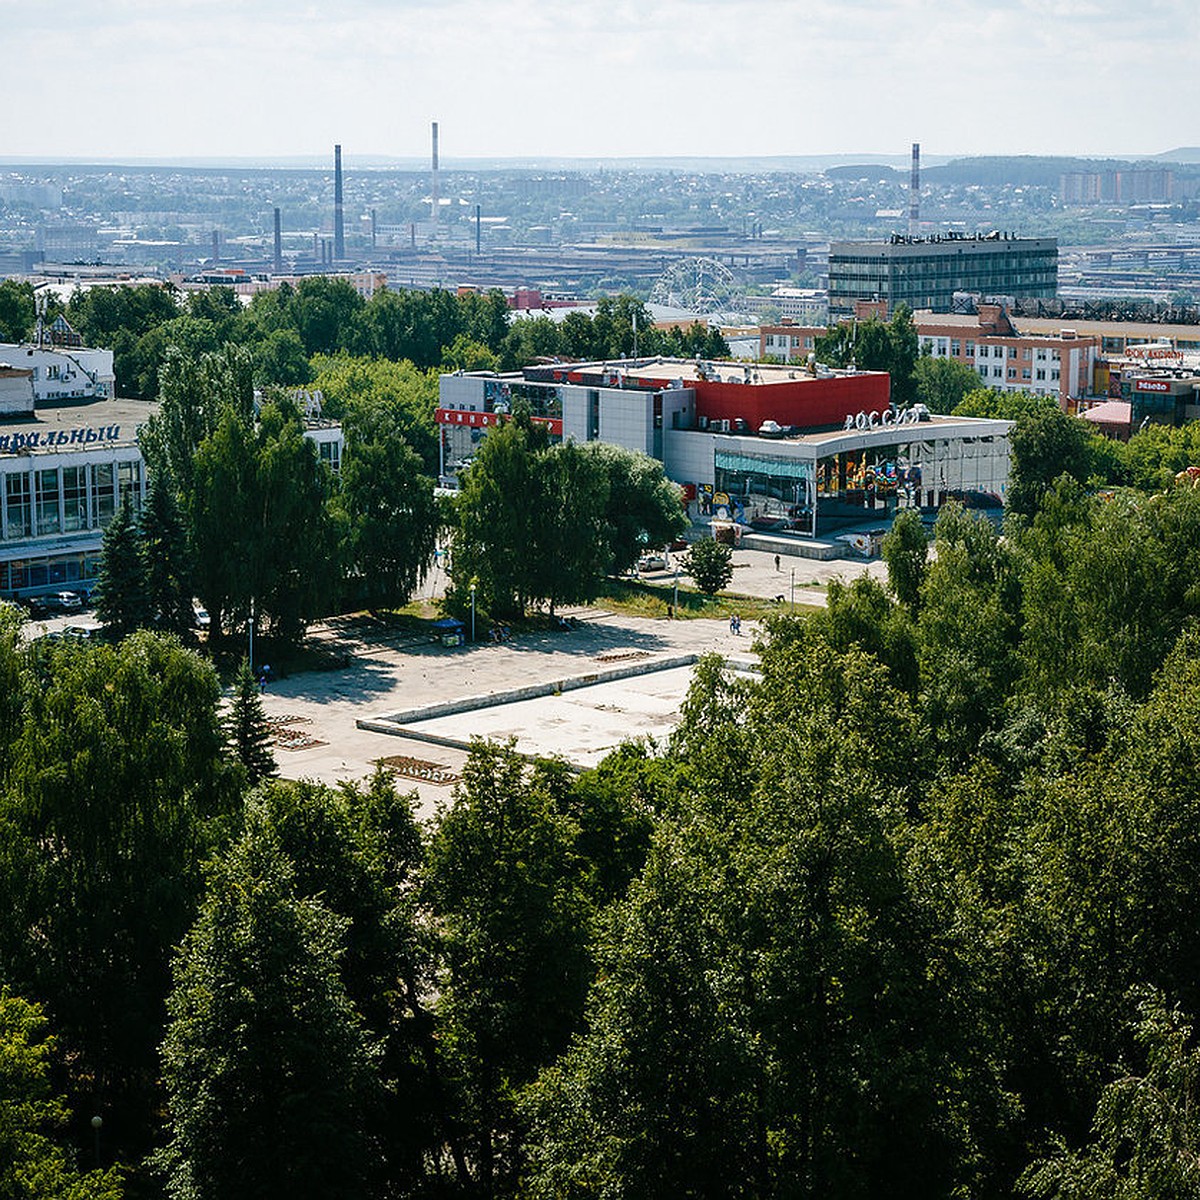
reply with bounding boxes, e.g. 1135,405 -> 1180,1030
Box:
758,322 -> 827,363
1059,168 -> 1175,205
914,304 -> 1098,410
829,234 -> 1058,318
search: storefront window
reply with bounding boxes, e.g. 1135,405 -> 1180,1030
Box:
93,463 -> 116,526
63,466 -> 88,532
4,471 -> 31,540
36,469 -> 60,535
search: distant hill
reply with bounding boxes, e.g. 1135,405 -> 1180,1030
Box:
1151,147 -> 1200,163
924,155 -> 1196,187
826,164 -> 903,181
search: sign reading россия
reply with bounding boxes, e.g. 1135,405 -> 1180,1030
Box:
0,425 -> 121,453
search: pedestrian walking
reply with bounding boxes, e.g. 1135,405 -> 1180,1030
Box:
775,554 -> 781,572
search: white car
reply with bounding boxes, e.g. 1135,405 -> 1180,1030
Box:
638,553 -> 668,573
56,591 -> 83,611
193,607 -> 210,630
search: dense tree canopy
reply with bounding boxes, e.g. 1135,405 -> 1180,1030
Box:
447,411 -> 685,619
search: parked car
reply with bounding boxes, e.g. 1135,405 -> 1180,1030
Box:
193,605 -> 210,629
55,591 -> 83,611
63,623 -> 104,642
638,553 -> 668,572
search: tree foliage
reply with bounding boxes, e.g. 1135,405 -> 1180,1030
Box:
157,814 -> 384,1200
682,535 -> 734,594
0,991 -> 124,1200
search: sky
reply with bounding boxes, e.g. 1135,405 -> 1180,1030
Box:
4,0 -> 1198,164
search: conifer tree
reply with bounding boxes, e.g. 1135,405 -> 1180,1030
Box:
227,658 -> 276,785
94,496 -> 151,638
140,472 -> 192,634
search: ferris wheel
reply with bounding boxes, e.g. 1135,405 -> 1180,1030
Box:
649,256 -> 737,315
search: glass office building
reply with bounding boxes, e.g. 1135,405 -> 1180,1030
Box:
829,234 -> 1058,317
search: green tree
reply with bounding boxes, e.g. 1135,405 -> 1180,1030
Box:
524,642 -> 992,1198
915,355 -> 983,413
227,659 -> 276,785
140,343 -> 255,496
526,440 -> 612,614
427,742 -> 592,1196
157,817 -> 384,1200
448,412 -> 550,618
290,275 -> 365,356
442,333 -> 500,373
308,354 -> 439,474
187,407 -> 259,638
0,991 -> 124,1200
246,776 -> 438,1188
336,406 -> 439,611
94,497 -> 151,638
917,503 -> 1022,763
0,633 -> 237,1164
249,397 -> 337,646
1021,990 -> 1200,1200
815,304 -> 919,405
0,278 -> 36,342
882,506 -> 929,610
682,536 -> 733,594
1008,407 -> 1098,519
139,472 -> 192,635
252,328 -> 312,387
580,441 -> 687,576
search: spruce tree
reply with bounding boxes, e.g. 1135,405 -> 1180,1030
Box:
94,496 -> 151,638
140,472 -> 192,634
227,658 -> 276,785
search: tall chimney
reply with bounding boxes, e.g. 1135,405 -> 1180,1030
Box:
273,207 -> 283,273
370,207 -> 377,250
476,203 -> 481,255
431,121 -> 440,237
211,229 -> 219,263
909,142 -> 920,236
334,144 -> 345,261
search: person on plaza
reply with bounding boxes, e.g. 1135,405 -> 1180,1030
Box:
775,554 -> 781,572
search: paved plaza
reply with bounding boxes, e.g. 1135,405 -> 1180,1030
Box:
253,546 -> 888,815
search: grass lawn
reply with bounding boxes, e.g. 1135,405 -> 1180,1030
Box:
594,578 -> 817,622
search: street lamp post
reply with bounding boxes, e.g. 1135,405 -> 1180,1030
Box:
91,1114 -> 103,1167
790,568 -> 795,611
470,584 -> 476,643
673,570 -> 679,616
248,597 -> 255,671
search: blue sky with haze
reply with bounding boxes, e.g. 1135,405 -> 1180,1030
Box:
4,0 -> 1197,161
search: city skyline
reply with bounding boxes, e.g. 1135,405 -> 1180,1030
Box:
4,0 -> 1198,163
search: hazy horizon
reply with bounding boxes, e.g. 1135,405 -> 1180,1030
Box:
5,0 -> 1197,164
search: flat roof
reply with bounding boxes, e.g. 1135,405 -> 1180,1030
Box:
700,414 -> 1011,457
514,358 -> 885,388
833,235 -> 1057,253
0,398 -> 158,450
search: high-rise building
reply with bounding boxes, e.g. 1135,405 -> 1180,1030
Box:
828,233 -> 1058,317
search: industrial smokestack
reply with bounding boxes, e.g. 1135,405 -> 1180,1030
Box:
334,144 -> 345,261
370,207 -> 377,250
431,121 -> 440,237
909,142 -> 920,236
273,207 -> 283,273
211,229 -> 219,263
476,203 -> 481,255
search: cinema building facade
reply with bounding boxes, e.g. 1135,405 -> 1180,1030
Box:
438,358 -> 1011,539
